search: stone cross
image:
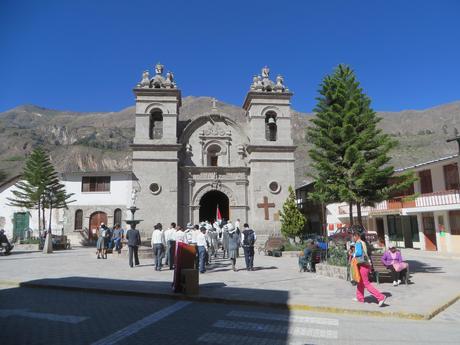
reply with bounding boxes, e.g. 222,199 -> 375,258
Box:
257,196 -> 275,220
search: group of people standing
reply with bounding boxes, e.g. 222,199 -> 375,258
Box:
95,223 -> 124,259
149,219 -> 257,274
94,219 -> 258,274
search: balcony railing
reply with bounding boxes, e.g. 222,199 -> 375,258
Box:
337,190 -> 460,215
415,190 -> 460,208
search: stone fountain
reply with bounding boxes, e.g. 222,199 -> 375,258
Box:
119,189 -> 153,259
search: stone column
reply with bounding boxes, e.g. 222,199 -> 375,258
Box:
227,141 -> 231,166
188,179 -> 194,224
416,213 -> 426,251
434,212 -> 442,252
200,140 -> 205,166
443,211 -> 453,253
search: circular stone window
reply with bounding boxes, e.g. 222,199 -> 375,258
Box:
268,181 -> 281,194
149,183 -> 162,195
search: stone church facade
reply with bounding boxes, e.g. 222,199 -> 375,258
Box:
132,64 -> 296,237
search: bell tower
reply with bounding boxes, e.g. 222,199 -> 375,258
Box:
243,67 -> 296,235
132,63 -> 182,236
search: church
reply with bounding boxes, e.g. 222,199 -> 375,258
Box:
0,63 -> 297,242
131,63 -> 296,237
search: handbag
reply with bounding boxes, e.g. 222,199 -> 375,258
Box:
393,261 -> 408,272
355,240 -> 370,265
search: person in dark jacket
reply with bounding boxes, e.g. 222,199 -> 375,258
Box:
126,226 -> 141,268
241,223 -> 256,271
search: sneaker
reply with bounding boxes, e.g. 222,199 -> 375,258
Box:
352,298 -> 358,302
397,279 -> 401,285
393,281 -> 398,286
378,296 -> 387,307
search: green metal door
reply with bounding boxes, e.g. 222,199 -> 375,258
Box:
13,212 -> 29,239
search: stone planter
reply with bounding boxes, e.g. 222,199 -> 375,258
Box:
316,263 -> 348,280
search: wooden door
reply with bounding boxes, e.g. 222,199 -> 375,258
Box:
419,170 -> 433,194
89,212 -> 107,240
422,215 -> 437,251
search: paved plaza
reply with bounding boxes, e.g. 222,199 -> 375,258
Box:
1,246 -> 459,319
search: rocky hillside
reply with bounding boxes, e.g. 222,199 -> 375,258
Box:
1,98 -> 459,186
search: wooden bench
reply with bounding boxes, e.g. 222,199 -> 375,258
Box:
370,253 -> 409,285
259,236 -> 287,256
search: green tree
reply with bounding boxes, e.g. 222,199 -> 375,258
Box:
308,64 -> 414,225
7,147 -> 74,248
280,186 -> 306,242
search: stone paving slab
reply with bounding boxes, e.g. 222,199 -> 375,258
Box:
1,247 -> 459,319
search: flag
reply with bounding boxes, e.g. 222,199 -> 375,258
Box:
216,204 -> 222,222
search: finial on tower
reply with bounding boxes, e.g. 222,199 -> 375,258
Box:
137,62 -> 177,89
250,66 -> 288,93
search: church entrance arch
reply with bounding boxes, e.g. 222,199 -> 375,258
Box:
199,190 -> 229,222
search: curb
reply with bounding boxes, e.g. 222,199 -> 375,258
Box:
17,280 -> 454,321
0,280 -> 21,287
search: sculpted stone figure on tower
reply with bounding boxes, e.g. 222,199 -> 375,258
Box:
249,66 -> 288,93
136,62 -> 177,89
155,62 -> 164,75
140,70 -> 150,88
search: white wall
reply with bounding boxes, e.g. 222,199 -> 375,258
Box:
63,172 -> 132,207
0,181 -> 63,239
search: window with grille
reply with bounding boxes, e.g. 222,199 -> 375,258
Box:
74,209 -> 83,230
113,208 -> 122,226
82,176 -> 111,192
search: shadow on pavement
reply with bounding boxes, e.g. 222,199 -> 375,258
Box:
407,260 -> 444,274
4,276 -> 293,345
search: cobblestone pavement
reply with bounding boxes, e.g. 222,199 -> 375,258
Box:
1,247 -> 459,317
0,287 -> 458,345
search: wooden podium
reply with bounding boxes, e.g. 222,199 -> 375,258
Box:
172,242 -> 198,294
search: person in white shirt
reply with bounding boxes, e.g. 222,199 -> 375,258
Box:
213,220 -> 222,239
151,223 -> 165,271
174,226 -> 187,244
164,222 -> 177,270
184,223 -> 194,244
191,224 -> 199,245
197,226 -> 208,273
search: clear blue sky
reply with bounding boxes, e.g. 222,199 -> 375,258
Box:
1,0 -> 459,113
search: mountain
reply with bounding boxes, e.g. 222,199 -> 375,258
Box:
1,98 -> 460,186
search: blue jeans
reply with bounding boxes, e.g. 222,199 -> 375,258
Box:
198,246 -> 206,273
113,238 -> 122,252
153,244 -> 164,270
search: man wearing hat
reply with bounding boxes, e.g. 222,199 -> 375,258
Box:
184,223 -> 194,244
151,223 -> 165,271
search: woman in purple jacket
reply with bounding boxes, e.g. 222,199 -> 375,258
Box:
381,245 -> 408,286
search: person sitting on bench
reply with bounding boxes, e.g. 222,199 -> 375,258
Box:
298,240 -> 317,272
381,244 -> 408,286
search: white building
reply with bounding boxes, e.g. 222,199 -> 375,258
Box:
327,154 -> 460,253
0,171 -> 134,245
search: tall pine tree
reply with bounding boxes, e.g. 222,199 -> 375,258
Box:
8,147 -> 74,239
308,64 -> 414,225
280,186 -> 306,242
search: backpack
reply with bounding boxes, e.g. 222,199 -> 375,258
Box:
243,229 -> 255,246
